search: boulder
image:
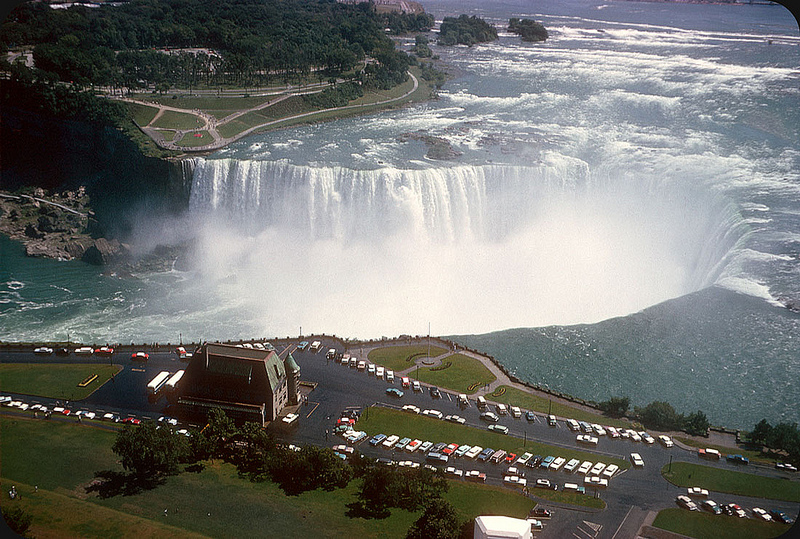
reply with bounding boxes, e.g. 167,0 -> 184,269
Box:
82,238 -> 130,266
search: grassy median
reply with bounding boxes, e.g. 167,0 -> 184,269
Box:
661,461 -> 800,503
652,507 -> 792,539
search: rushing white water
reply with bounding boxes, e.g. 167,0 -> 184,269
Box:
184,155 -> 748,336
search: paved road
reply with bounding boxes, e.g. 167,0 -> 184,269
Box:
2,340 -> 798,537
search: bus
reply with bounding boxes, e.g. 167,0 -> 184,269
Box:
164,370 -> 185,392
147,371 -> 171,395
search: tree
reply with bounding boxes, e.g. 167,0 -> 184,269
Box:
508,18 -> 548,42
636,401 -> 681,431
406,498 -> 463,539
749,418 -> 772,446
598,396 -> 630,418
112,422 -> 189,479
203,407 -> 237,460
683,410 -> 710,437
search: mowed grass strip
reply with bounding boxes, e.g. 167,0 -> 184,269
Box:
359,407 -> 629,472
416,353 -> 496,395
661,461 -> 800,502
0,363 -> 121,401
368,344 -> 449,372
652,507 -> 792,539
489,385 -> 630,428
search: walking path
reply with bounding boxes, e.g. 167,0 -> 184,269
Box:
116,71 -> 418,153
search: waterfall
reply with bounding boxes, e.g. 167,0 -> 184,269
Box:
184,156 -> 749,333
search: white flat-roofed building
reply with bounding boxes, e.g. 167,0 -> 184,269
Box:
473,515 -> 533,539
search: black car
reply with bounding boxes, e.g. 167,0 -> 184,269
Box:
531,507 -> 552,518
55,347 -> 70,355
430,387 -> 441,398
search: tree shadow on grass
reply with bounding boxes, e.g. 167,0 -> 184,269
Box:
345,501 -> 391,520
85,470 -> 166,498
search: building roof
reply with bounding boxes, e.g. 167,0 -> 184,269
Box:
180,343 -> 286,406
285,352 -> 300,374
473,516 -> 532,539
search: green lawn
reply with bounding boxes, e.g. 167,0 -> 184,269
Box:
367,344 -> 450,372
414,353 -> 496,395
489,385 -> 630,428
175,130 -> 212,147
0,363 -> 121,401
652,508 -> 792,539
150,109 -> 204,130
359,407 -> 630,475
0,414 -> 545,538
661,461 -> 800,503
126,102 -> 160,126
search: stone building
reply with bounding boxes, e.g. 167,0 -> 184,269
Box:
177,343 -> 299,425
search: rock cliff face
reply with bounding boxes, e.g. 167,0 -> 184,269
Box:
1,108 -> 194,268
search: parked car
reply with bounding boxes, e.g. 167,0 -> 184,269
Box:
430,387 -> 441,398
700,500 -> 722,515
752,508 -> 772,521
577,434 -> 599,445
630,453 -> 644,467
386,387 -> 404,398
535,479 -> 556,490
480,411 -> 499,422
488,424 -> 508,435
687,487 -> 709,497
526,411 -> 536,422
131,351 -> 149,360
676,495 -> 699,511
769,510 -> 794,524
34,347 -> 53,355
726,454 -> 749,465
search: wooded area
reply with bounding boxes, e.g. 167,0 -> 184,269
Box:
1,0 -> 430,90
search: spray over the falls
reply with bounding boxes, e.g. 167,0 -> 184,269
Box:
184,157 -> 746,337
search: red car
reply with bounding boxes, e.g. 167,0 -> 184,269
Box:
95,346 -> 114,356
442,443 -> 459,455
122,417 -> 141,425
505,452 -> 518,463
131,351 -> 149,360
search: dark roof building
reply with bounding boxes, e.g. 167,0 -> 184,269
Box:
177,343 -> 297,425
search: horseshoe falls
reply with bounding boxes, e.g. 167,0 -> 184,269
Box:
2,0 -> 799,428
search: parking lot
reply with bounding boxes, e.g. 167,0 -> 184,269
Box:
2,339 -> 798,536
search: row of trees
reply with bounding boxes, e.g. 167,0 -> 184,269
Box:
111,408 -> 468,538
1,0 -> 416,90
597,396 -> 710,436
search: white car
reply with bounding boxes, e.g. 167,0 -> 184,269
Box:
402,404 -> 421,414
74,346 -> 94,355
659,435 -> 674,448
602,464 -> 619,478
631,453 -> 645,467
676,495 -> 699,511
34,347 -> 54,355
687,487 -> 709,497
577,461 -> 593,475
422,409 -> 443,419
752,507 -> 772,521
577,434 -> 599,445
412,380 -> 421,392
